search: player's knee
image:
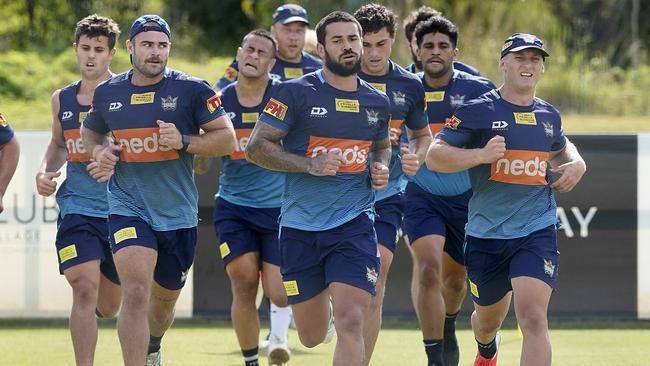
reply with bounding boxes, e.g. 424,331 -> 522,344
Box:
418,261 -> 442,289
69,277 -> 99,306
443,274 -> 466,295
473,310 -> 502,334
518,309 -> 548,335
121,282 -> 150,308
267,291 -> 288,307
297,330 -> 323,348
333,305 -> 364,337
230,276 -> 259,303
97,299 -> 120,318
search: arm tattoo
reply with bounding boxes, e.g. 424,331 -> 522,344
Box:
245,122 -> 311,173
369,136 -> 392,167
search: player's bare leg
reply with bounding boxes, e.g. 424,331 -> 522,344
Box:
261,262 -> 290,364
96,272 -> 121,318
363,244 -> 394,365
226,252 -> 263,350
471,292 -> 511,364
512,277 -> 553,366
441,252 -> 467,366
147,281 -> 182,362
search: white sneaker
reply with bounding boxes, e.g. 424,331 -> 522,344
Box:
323,300 -> 335,344
146,350 -> 161,366
267,334 -> 291,365
259,332 -> 270,353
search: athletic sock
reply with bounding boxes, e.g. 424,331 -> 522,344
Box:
423,339 -> 444,366
242,347 -> 259,366
444,311 -> 459,336
477,336 -> 498,359
148,334 -> 163,354
269,302 -> 291,341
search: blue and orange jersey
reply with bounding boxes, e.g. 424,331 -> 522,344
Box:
437,89 -> 567,239
0,113 -> 14,145
56,80 -> 108,218
359,60 -> 428,201
405,61 -> 482,77
414,70 -> 495,196
215,52 -> 322,90
218,79 -> 284,208
83,68 -> 226,231
258,70 -> 390,231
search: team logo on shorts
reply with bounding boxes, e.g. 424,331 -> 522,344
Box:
207,95 -> 222,113
366,109 -> 380,126
542,122 -> 554,137
450,94 -> 466,108
543,259 -> 556,277
283,280 -> 300,296
161,96 -> 178,111
58,244 -> 78,263
366,267 -> 378,286
263,98 -> 288,121
392,91 -> 406,106
180,269 -> 189,283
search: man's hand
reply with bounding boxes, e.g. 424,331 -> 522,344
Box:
36,171 -> 62,197
86,159 -> 113,183
94,144 -> 121,173
308,152 -> 345,176
157,120 -> 182,150
550,160 -> 586,193
479,135 -> 506,164
371,162 -> 389,191
400,145 -> 419,176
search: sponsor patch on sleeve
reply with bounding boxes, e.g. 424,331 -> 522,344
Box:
283,280 -> 300,296
223,66 -> 238,82
207,95 -> 222,113
263,98 -> 288,121
58,244 -> 78,263
444,116 -> 461,130
114,227 -> 137,244
0,113 -> 8,127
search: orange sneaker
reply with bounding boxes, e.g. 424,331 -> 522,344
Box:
473,333 -> 500,366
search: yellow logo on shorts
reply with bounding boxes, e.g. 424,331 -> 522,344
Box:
369,83 -> 386,93
469,279 -> 479,298
58,244 -> 78,263
283,67 -> 303,79
114,227 -> 137,244
130,92 -> 155,105
335,99 -> 360,113
283,280 -> 300,296
425,91 -> 445,102
219,242 -> 231,258
514,112 -> 537,125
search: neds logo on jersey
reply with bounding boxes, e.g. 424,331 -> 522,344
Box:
113,128 -> 179,162
63,129 -> 91,162
230,128 -> 253,160
307,136 -> 371,173
490,149 -> 549,186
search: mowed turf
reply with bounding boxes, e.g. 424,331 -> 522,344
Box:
2,322 -> 649,365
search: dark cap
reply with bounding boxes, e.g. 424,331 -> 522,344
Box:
272,4 -> 309,25
129,15 -> 171,40
500,33 -> 549,59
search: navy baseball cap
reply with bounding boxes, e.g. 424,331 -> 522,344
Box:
129,15 -> 171,40
272,4 -> 309,25
500,33 -> 549,59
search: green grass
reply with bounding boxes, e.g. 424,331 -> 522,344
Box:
2,321 -> 650,365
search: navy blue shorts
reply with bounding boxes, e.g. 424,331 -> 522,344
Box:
403,183 -> 470,264
374,193 -> 405,252
279,213 -> 380,305
108,215 -> 197,291
213,197 -> 281,266
55,214 -> 119,284
465,225 -> 560,306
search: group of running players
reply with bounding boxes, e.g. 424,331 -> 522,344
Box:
1,2 -> 586,366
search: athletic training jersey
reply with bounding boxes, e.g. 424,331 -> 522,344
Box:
414,70 -> 495,196
359,60 -> 428,201
218,79 -> 284,208
215,52 -> 322,90
258,70 -> 390,231
0,113 -> 14,145
438,89 -> 567,239
84,68 -> 226,231
56,80 -> 108,218
406,61 -> 481,76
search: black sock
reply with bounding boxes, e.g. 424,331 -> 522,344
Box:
477,336 -> 498,359
242,347 -> 259,366
423,339 -> 444,366
444,311 -> 459,336
148,334 -> 163,354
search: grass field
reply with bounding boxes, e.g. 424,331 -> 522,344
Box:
2,320 -> 650,365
